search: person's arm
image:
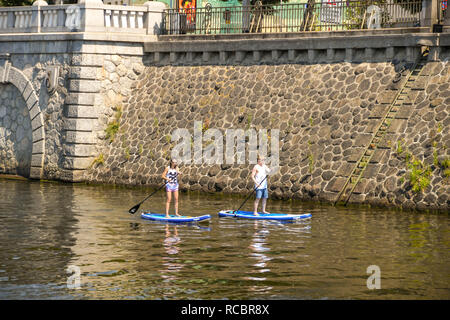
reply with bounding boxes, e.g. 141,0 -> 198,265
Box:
251,166 -> 258,184
162,167 -> 169,182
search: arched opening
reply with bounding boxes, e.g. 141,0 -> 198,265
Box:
0,83 -> 32,177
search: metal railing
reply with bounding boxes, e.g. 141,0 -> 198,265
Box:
163,0 -> 424,35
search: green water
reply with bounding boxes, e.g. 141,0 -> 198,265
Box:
0,178 -> 448,299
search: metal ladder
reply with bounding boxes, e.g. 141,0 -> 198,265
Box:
334,50 -> 428,206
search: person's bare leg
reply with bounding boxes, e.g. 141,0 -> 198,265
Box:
165,191 -> 172,217
262,198 -> 270,214
174,191 -> 180,216
253,198 -> 260,215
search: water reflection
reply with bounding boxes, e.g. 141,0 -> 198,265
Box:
243,221 -> 273,295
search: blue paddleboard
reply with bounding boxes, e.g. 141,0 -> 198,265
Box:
218,210 -> 311,221
141,212 -> 211,223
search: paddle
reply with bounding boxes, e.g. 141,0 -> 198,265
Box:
232,175 -> 268,215
129,182 -> 168,214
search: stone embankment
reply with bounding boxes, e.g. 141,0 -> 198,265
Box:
83,54 -> 449,211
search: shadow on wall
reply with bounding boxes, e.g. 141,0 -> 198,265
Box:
0,83 -> 32,177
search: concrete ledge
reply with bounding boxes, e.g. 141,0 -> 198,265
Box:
147,33 -> 440,52
158,28 -> 429,41
145,33 -> 450,64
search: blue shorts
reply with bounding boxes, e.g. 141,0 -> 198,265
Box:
255,188 -> 268,199
166,183 -> 179,192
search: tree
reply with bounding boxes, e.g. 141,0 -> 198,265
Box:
0,0 -> 33,6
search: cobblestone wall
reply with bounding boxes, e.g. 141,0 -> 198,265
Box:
84,57 -> 449,211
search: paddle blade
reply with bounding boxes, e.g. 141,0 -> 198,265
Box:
128,203 -> 141,214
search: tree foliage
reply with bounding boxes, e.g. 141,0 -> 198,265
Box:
0,0 -> 33,6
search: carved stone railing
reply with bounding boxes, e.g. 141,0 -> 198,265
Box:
0,0 -> 167,35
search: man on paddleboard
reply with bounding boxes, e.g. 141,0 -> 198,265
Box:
162,158 -> 182,217
251,155 -> 271,215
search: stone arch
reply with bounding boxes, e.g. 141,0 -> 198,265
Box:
0,60 -> 45,179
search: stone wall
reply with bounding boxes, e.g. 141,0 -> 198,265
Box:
1,53 -> 71,179
0,32 -> 448,211
83,56 -> 449,211
0,84 -> 32,176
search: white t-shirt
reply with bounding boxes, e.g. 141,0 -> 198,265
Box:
253,164 -> 269,189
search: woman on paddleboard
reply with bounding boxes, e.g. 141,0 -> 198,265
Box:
162,158 -> 182,217
251,155 -> 271,215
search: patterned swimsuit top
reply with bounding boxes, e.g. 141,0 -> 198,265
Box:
167,167 -> 178,185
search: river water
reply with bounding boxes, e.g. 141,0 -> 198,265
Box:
0,178 -> 448,300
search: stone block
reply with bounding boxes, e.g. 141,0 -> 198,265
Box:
369,149 -> 386,163
401,90 -> 420,105
253,51 -> 261,62
65,93 -> 96,106
378,134 -> 396,149
31,153 -> 44,167
64,118 -> 94,131
362,164 -> 380,179
29,166 -> 43,179
288,49 -> 296,61
22,81 -> 34,101
29,104 -> 40,121
63,143 -> 94,157
326,177 -> 348,193
387,119 -> 407,134
32,139 -> 45,154
354,133 -> 373,147
71,54 -> 104,67
348,193 -> 365,203
69,66 -> 98,80
63,156 -> 92,170
353,179 -> 368,194
395,105 -> 413,119
31,113 -> 43,131
366,119 -> 381,133
220,51 -> 227,64
337,162 -> 355,177
7,68 -> 27,93
376,91 -> 397,104
26,93 -> 39,111
65,130 -> 96,144
32,126 -> 45,142
345,147 -> 365,162
69,79 -> 101,93
369,104 -> 390,118
408,76 -> 428,90
66,105 -> 98,119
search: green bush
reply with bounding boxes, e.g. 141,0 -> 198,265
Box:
407,158 -> 432,193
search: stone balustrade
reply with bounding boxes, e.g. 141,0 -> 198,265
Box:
104,6 -> 146,31
0,0 -> 166,35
